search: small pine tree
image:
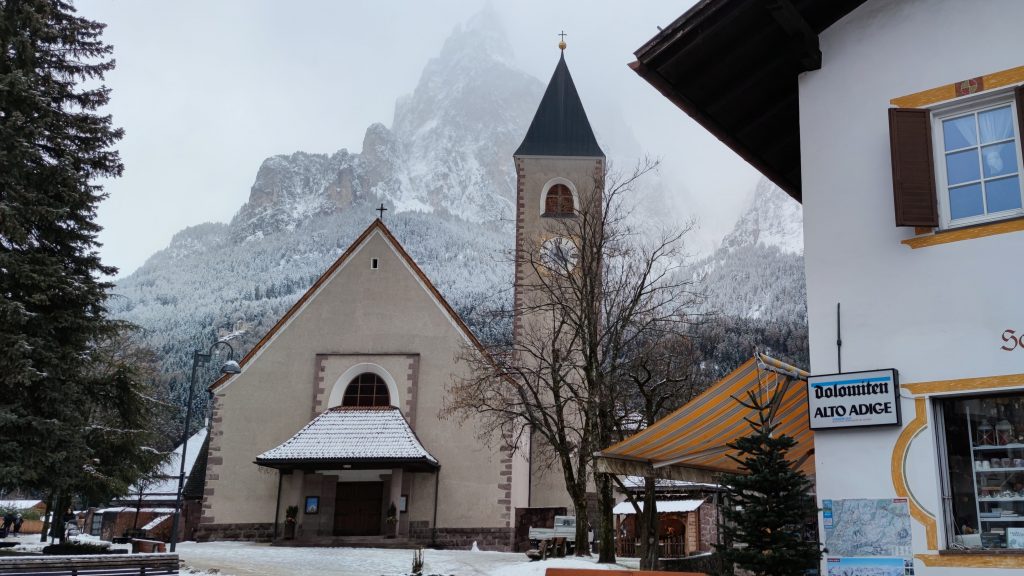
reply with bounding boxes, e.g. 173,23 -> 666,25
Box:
716,388 -> 820,576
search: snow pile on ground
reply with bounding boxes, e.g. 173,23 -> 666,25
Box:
2,532 -> 135,555
176,541 -> 638,576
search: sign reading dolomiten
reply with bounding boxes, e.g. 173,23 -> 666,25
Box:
807,369 -> 901,430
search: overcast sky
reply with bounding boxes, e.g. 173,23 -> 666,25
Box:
76,0 -> 760,277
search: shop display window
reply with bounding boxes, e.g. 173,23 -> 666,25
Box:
939,392 -> 1024,550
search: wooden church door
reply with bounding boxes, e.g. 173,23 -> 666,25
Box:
334,482 -> 383,536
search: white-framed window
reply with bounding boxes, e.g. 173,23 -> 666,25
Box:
933,91 -> 1024,228
540,177 -> 579,217
370,258 -> 379,270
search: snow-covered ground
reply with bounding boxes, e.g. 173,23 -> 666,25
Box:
2,534 -> 638,576
3,532 -> 131,554
176,540 -> 640,576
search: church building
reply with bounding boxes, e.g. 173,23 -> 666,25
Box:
196,47 -> 605,551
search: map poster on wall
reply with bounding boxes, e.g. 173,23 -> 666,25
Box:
822,498 -> 912,558
826,557 -> 913,576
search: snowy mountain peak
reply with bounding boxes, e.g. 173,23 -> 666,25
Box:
720,178 -> 803,254
226,9 -> 544,240
440,3 -> 514,70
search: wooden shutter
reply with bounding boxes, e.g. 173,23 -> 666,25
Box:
1015,85 -> 1024,147
544,190 -> 559,215
889,108 -> 938,227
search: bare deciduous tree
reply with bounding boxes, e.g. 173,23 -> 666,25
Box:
444,159 -> 704,561
610,334 -> 707,568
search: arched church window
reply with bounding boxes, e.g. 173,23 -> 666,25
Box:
341,372 -> 390,407
543,184 -> 575,216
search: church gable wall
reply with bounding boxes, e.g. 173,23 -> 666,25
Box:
201,229 -> 508,539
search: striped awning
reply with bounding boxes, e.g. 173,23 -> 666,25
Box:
597,353 -> 814,476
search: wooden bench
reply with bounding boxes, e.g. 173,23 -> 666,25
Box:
0,553 -> 178,575
544,569 -> 707,576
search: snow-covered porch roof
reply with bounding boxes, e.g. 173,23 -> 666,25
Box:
617,476 -> 722,493
0,500 -> 45,511
255,406 -> 439,472
612,499 -> 705,515
126,428 -> 208,501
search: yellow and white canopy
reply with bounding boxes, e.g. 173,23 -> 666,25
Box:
597,353 -> 814,478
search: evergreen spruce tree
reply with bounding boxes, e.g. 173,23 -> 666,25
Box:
716,388 -> 820,576
0,0 -> 160,513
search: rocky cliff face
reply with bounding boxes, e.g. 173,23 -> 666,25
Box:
390,10 -> 541,220
696,178 -> 806,322
719,178 -> 803,255
231,151 -> 360,241
228,9 -> 540,242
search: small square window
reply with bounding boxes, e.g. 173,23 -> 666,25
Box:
370,258 -> 379,270
933,94 -> 1024,228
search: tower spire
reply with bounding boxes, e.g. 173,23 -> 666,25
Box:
514,49 -> 603,158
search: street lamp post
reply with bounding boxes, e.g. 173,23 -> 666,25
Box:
169,341 -> 241,552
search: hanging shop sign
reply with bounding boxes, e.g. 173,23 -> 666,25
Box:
807,369 -> 901,430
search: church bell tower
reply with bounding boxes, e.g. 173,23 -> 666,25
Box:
513,43 -> 604,340
510,42 -> 605,510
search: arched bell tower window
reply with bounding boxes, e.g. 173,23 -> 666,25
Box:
543,183 -> 576,217
341,372 -> 391,407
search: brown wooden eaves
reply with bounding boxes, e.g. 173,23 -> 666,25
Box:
629,59 -> 801,202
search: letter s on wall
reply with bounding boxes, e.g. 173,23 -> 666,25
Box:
1002,329 -> 1018,351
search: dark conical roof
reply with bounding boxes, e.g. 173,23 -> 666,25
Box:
515,53 -> 604,157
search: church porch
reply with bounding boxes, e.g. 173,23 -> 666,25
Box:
255,406 -> 440,545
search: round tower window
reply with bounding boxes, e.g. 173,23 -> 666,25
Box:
543,184 -> 575,216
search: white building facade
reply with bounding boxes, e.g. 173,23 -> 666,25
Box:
801,1 -> 1024,572
633,0 -> 1024,572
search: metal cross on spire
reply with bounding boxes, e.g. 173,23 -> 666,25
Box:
558,30 -> 567,51
376,203 -> 387,220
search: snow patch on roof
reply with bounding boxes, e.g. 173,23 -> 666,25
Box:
0,500 -> 43,510
94,507 -> 176,514
257,406 -> 438,465
128,428 -> 207,498
618,475 -> 721,491
612,499 -> 705,515
141,514 -> 171,531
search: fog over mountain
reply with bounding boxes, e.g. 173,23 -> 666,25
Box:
698,178 -> 805,323
111,13 -> 807,411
